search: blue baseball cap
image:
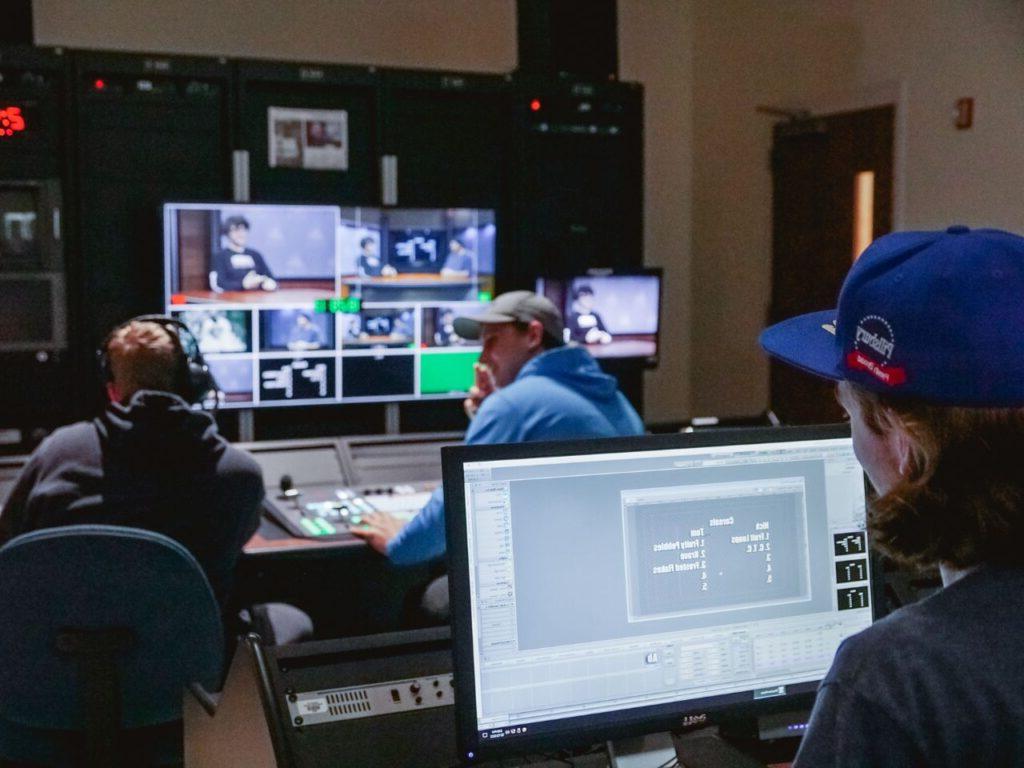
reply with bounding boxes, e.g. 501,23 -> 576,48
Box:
759,226 -> 1024,407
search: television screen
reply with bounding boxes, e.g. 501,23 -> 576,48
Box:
163,202 -> 493,408
537,269 -> 661,366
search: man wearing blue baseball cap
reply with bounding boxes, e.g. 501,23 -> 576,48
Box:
760,226 -> 1024,765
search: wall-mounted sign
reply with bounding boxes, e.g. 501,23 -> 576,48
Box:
268,106 -> 348,171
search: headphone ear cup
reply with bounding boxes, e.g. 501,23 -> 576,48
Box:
97,348 -> 109,383
187,360 -> 217,403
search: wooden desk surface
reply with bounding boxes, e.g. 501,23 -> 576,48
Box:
175,289 -> 333,305
243,515 -> 362,557
344,273 -> 478,286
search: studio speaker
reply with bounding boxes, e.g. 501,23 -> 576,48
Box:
517,0 -> 618,80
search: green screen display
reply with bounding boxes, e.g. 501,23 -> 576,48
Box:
420,350 -> 480,394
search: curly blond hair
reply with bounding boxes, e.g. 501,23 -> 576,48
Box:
105,320 -> 181,400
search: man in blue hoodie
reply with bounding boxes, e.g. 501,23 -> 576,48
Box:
351,291 -> 644,568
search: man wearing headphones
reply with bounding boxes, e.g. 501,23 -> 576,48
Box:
0,317 -> 264,614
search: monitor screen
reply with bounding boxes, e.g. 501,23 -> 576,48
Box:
537,269 -> 661,366
163,202 -> 495,408
444,425 -> 880,762
0,188 -> 41,271
0,275 -> 66,351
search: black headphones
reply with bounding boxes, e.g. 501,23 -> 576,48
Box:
98,314 -> 219,405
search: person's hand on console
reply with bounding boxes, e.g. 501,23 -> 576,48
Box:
260,276 -> 278,291
350,510 -> 404,555
584,328 -> 613,345
381,265 -> 398,277
241,270 -> 263,290
463,362 -> 497,420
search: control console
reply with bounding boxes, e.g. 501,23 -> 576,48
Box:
238,431 -> 462,541
265,477 -> 436,539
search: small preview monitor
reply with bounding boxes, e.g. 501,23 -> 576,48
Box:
444,425 -> 880,763
537,269 -> 661,367
163,202 -> 492,408
342,208 -> 496,303
164,202 -> 340,303
0,180 -> 65,352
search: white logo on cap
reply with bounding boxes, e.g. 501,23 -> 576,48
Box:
854,315 -> 895,360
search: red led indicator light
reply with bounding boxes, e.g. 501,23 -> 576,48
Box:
94,79 -> 106,91
529,99 -> 542,112
0,106 -> 26,137
170,294 -> 188,305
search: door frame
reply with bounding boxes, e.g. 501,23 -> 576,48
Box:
804,79 -> 907,231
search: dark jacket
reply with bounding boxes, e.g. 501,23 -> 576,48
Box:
210,246 -> 274,291
0,391 -> 264,608
795,564 -> 1024,767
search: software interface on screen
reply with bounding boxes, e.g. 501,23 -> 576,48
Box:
163,203 -> 496,407
459,436 -> 872,741
536,273 -> 660,362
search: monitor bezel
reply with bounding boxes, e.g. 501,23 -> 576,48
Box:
444,423 -> 885,763
535,266 -> 663,368
160,200 -> 496,409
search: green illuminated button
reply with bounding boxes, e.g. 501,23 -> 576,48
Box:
314,299 -> 329,313
478,291 -> 493,302
316,519 -> 337,535
340,296 -> 361,313
300,517 -> 323,536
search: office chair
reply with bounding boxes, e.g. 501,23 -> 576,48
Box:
0,525 -> 225,767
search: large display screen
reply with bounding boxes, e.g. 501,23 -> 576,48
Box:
537,269 -> 661,367
444,425 -> 880,762
163,203 -> 496,408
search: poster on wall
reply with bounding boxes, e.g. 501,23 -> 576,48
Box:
268,107 -> 348,171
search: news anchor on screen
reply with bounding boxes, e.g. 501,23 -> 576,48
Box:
210,215 -> 278,292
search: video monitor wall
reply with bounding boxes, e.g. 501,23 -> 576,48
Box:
163,202 -> 496,408
537,269 -> 661,367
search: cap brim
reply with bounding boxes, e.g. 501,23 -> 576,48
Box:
452,311 -> 515,340
759,309 -> 845,382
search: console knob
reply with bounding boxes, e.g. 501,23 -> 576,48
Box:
279,474 -> 300,500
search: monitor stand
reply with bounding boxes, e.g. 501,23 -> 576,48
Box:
607,728 -> 768,768
238,409 -> 255,442
385,402 -> 400,435
671,726 -> 767,767
606,733 -> 676,768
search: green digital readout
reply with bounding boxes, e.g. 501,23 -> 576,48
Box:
314,297 -> 362,314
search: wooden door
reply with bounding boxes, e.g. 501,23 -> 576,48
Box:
769,105 -> 894,424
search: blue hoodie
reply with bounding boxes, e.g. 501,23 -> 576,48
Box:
387,345 -> 643,565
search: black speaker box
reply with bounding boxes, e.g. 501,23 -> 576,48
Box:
517,0 -> 618,80
0,1 -> 33,46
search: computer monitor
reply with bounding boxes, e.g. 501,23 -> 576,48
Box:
444,424 -> 882,763
536,268 -> 661,367
163,202 -> 495,408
